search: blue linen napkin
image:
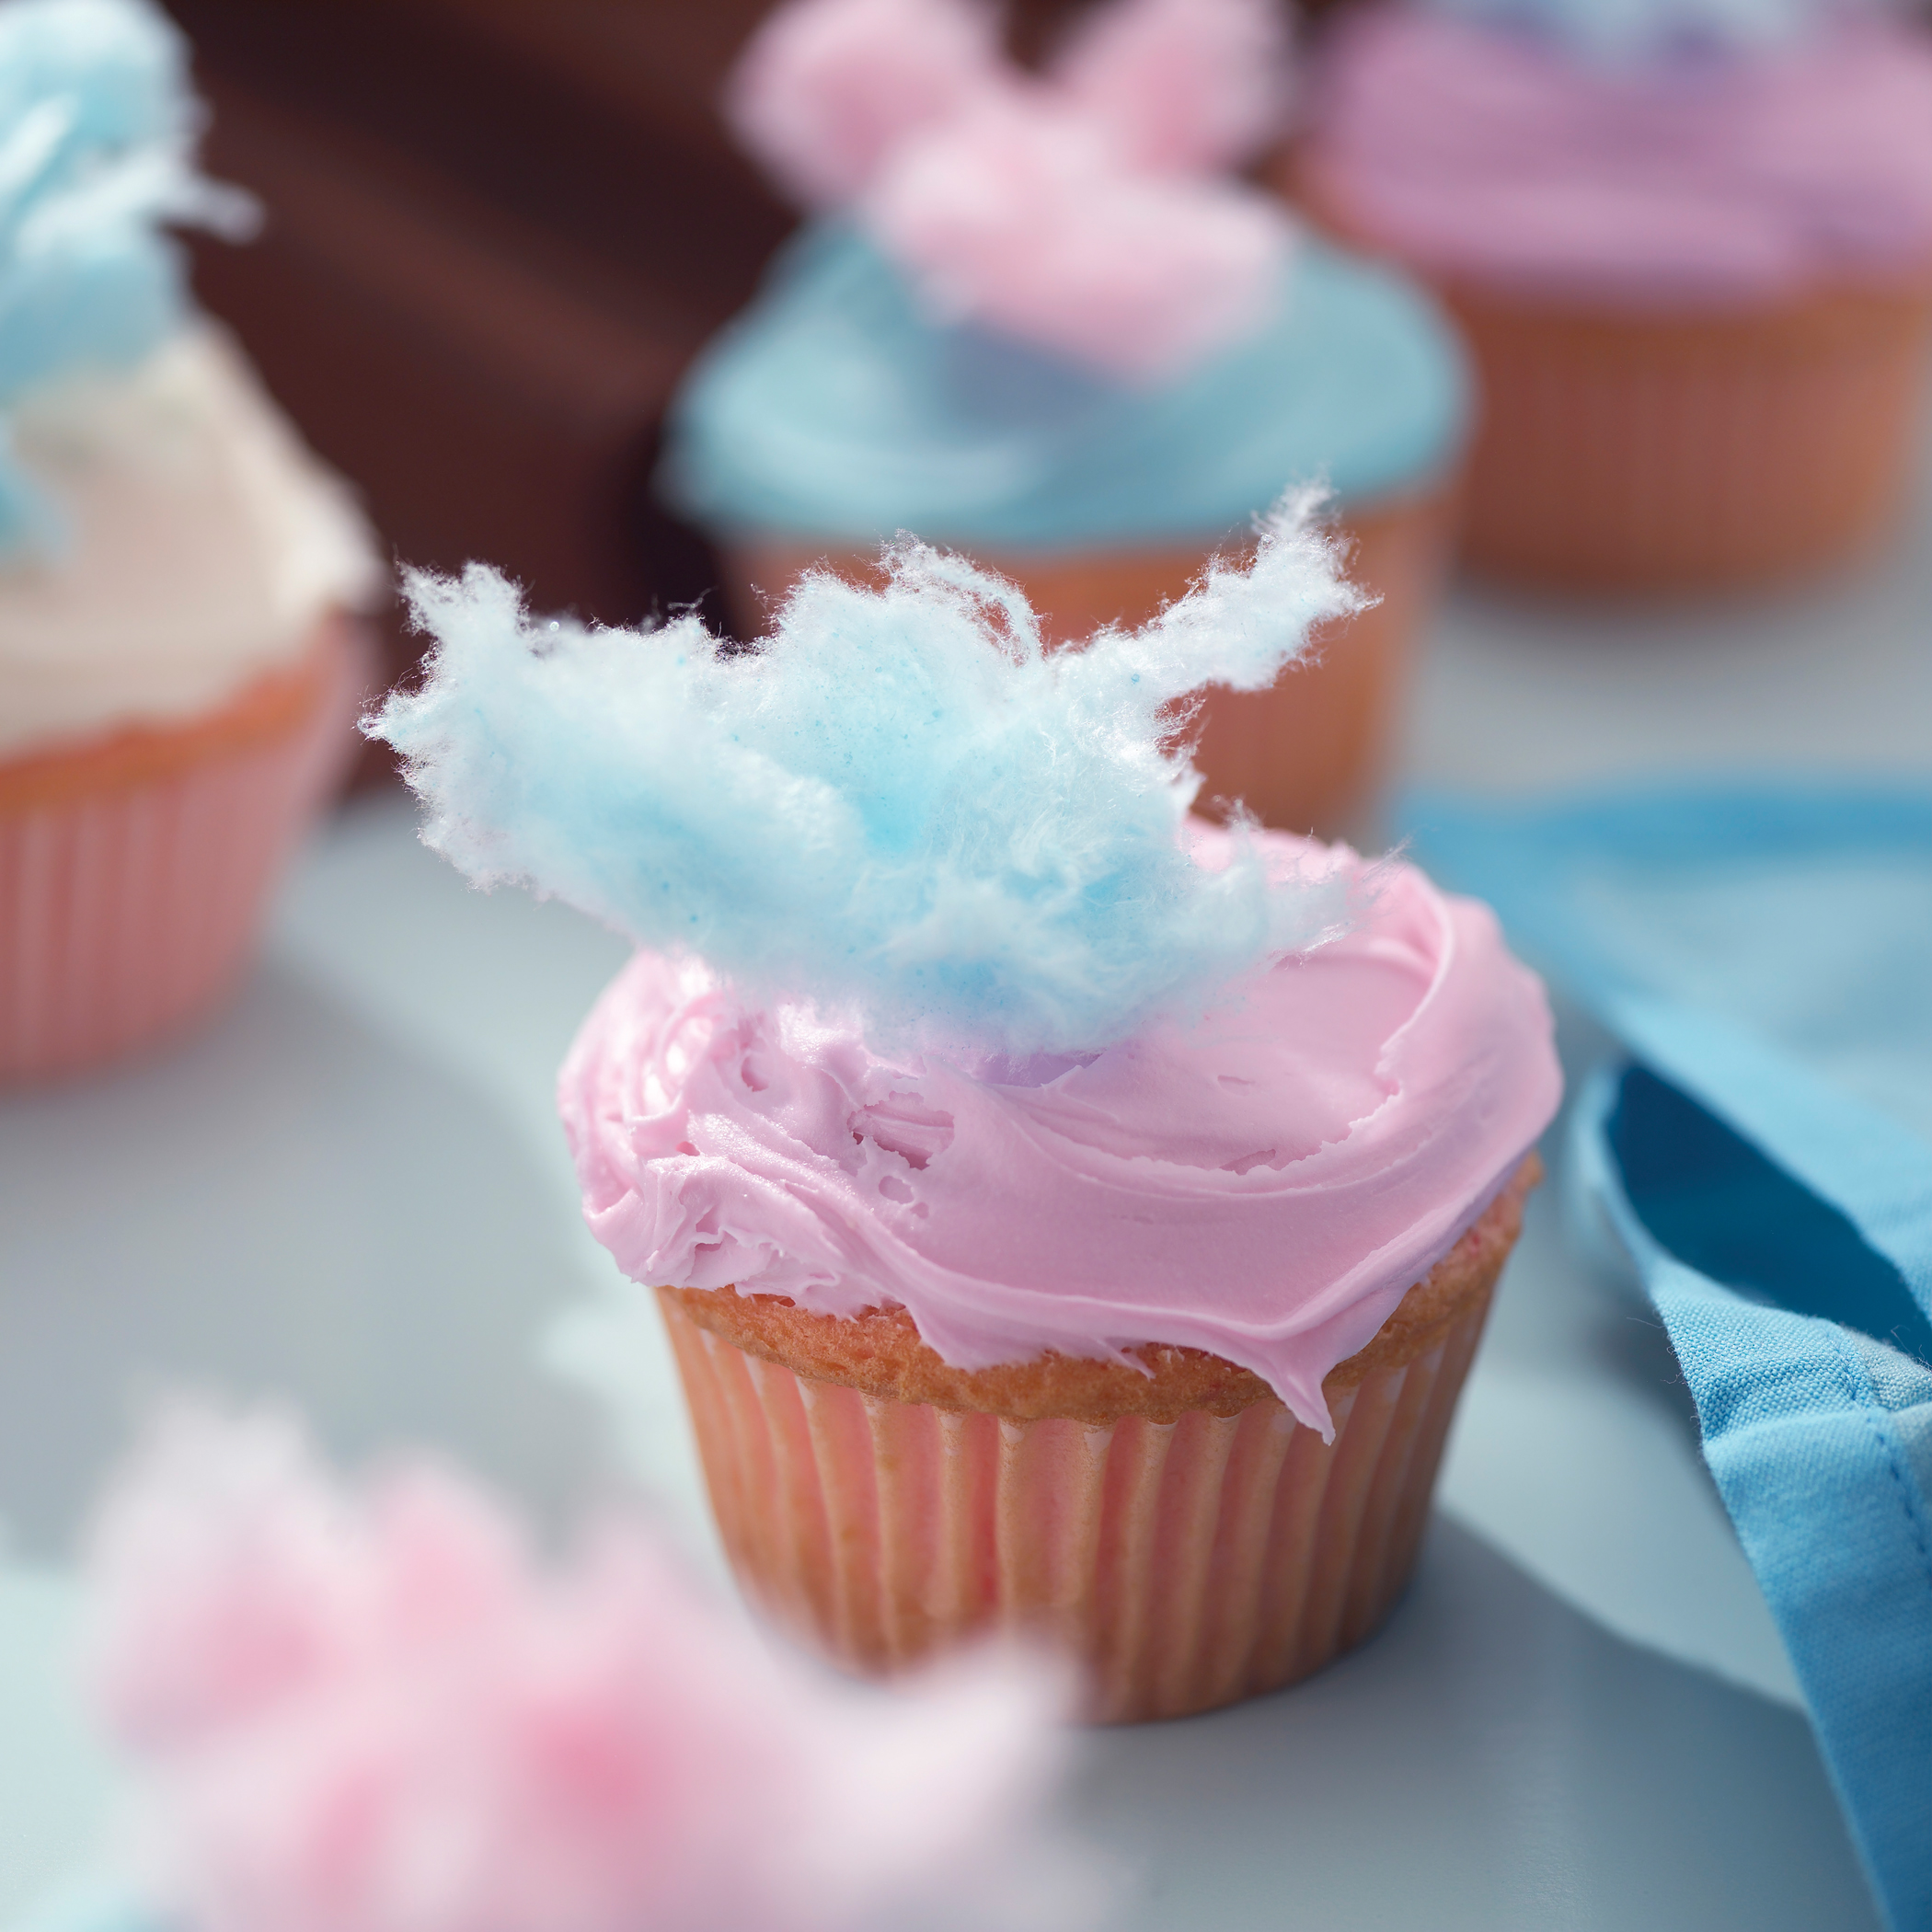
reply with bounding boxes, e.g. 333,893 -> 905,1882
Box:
1404,783 -> 1932,1932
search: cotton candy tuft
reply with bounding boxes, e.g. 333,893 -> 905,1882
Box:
85,1404 -> 1100,1932
867,96 -> 1285,381
1051,0 -> 1289,173
0,0 -> 254,554
724,0 -> 1002,207
368,489 -> 1368,1057
726,0 -> 1296,381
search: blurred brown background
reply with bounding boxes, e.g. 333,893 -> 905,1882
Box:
175,3 -> 788,661
173,1 -> 1140,706
164,0 -> 1932,778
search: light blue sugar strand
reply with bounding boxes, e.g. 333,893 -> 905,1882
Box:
0,0 -> 255,559
370,489 -> 1365,1058
1424,0 -> 1835,61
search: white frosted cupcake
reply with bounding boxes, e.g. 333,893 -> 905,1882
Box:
0,0 -> 380,1080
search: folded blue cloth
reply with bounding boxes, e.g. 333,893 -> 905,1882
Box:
1405,783 -> 1932,1932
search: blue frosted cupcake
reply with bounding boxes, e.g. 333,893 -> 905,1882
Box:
661,0 -> 1469,833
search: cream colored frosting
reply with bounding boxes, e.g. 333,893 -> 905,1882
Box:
0,327 -> 382,760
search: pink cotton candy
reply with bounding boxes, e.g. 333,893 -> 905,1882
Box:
1051,0 -> 1289,173
724,0 -> 1004,207
727,0 -> 1296,380
86,1405 -> 372,1754
868,94 -> 1288,380
83,1407 -> 1095,1932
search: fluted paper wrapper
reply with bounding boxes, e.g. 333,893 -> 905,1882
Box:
1448,285 -> 1932,592
659,1282 -> 1492,1722
726,489 -> 1455,840
0,615 -> 366,1081
1288,156 -> 1932,593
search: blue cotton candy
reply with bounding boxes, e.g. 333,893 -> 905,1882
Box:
1423,0 -> 1852,60
371,489 -> 1366,1056
0,0 -> 253,556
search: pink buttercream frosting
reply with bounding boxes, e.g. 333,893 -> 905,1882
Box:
558,831 -> 1560,1435
1305,10 -> 1932,304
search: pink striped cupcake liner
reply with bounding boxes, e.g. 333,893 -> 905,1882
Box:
658,1282 -> 1493,1723
0,615 -> 370,1083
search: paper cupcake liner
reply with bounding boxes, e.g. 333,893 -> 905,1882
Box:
725,489 -> 1454,838
1285,163 -> 1932,591
1445,284 -> 1932,591
0,615 -> 368,1082
658,1281 -> 1491,1722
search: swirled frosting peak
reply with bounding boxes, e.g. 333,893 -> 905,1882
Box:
559,828 -> 1561,1433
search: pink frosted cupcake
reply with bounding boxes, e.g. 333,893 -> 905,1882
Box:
370,495 -> 1559,1721
1293,0 -> 1932,590
0,0 -> 380,1082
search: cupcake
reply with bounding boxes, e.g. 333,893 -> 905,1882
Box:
0,0 -> 380,1083
660,0 -> 1470,836
1293,0 -> 1932,591
369,492 -> 1560,1721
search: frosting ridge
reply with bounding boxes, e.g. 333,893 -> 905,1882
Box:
559,829 -> 1560,1434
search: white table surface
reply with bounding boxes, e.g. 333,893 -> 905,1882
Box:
4,438 -> 1928,1928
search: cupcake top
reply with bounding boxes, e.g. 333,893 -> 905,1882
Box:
661,0 -> 1467,547
664,223 -> 1467,550
558,829 -> 1554,1433
1305,4 -> 1932,305
0,0 -> 378,761
371,494 -> 1560,1436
